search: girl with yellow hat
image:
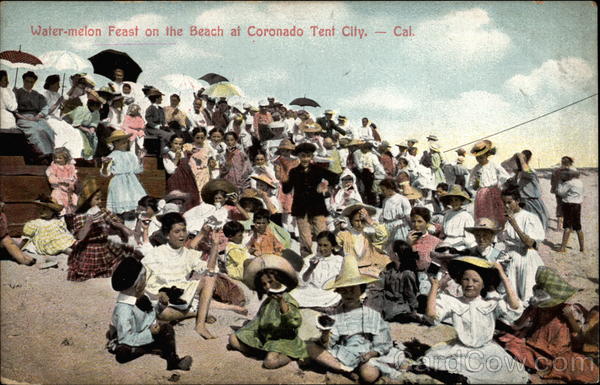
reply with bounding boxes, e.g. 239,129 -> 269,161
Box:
306,255 -> 407,383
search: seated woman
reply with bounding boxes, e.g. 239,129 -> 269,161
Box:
306,255 -> 407,383
498,266 -> 599,383
498,187 -> 545,305
138,212 -> 247,339
439,185 -> 476,251
336,203 -> 389,276
67,178 -> 134,282
290,231 -> 343,310
228,253 -> 308,369
413,257 -> 529,384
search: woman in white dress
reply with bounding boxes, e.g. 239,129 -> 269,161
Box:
290,231 -> 343,309
416,257 -> 529,384
0,70 -> 18,129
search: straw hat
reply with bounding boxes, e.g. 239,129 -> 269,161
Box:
200,179 -> 236,204
341,203 -> 377,218
347,139 -> 365,147
448,256 -> 500,289
33,198 -> 64,213
401,184 -> 423,200
77,177 -> 101,209
470,140 -> 495,157
251,174 -> 277,189
302,123 -> 322,133
163,190 -> 191,204
426,135 -> 438,141
239,188 -> 263,208
439,185 -> 472,205
465,217 -> 500,234
534,266 -> 580,308
243,253 -> 300,291
277,139 -> 295,151
324,255 -> 379,290
324,109 -> 335,115
105,129 -> 133,143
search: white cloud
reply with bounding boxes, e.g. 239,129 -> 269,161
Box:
337,86 -> 416,112
412,8 -> 511,65
195,2 -> 351,27
156,41 -> 222,61
505,57 -> 596,96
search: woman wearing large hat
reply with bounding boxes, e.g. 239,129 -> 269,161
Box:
306,255 -> 407,383
67,177 -> 132,282
414,257 -> 529,384
439,185 -> 476,250
468,139 -> 511,227
229,252 -> 308,369
498,266 -> 598,383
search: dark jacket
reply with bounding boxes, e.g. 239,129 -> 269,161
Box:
316,116 -> 346,137
282,163 -> 340,217
145,104 -> 165,130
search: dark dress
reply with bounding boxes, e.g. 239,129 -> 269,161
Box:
166,153 -> 200,211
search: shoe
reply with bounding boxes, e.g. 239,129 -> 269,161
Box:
167,355 -> 193,371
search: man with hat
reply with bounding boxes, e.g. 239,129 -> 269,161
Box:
282,142 -> 340,257
144,88 -> 172,145
14,71 -> 56,163
109,257 -> 193,370
316,109 -> 346,138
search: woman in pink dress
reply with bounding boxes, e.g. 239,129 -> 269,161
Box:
46,147 -> 78,216
189,127 -> 216,202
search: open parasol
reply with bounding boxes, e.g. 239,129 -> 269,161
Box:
290,97 -> 321,108
39,50 -> 91,96
0,47 -> 43,87
204,82 -> 244,99
88,49 -> 142,82
199,72 -> 229,85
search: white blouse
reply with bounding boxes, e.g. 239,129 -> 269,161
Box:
469,161 -> 510,189
498,209 -> 545,251
441,209 -> 476,249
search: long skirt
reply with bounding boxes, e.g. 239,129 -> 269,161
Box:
166,158 -> 200,211
16,115 -> 55,155
474,186 -> 506,227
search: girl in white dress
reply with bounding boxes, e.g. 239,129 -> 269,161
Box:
439,185 -> 476,250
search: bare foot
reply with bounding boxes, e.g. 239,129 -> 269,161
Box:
557,248 -> 566,253
196,325 -> 216,339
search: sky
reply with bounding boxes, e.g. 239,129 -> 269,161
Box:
1,1 -> 597,167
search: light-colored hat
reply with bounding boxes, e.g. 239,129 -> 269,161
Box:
243,253 -> 300,291
239,188 -> 263,208
341,203 -> 377,218
324,253 -> 379,290
379,141 -> 391,149
534,266 -> 580,308
200,179 -> 236,204
242,102 -> 251,110
302,123 -> 322,133
156,203 -> 181,219
105,129 -> 133,143
429,142 -> 441,152
77,177 -> 101,209
465,217 -> 501,234
337,115 -> 348,121
439,185 -> 472,204
407,138 -> 418,144
249,106 -> 259,112
427,135 -> 439,141
396,140 -> 408,148
258,100 -> 269,107
347,139 -> 365,147
470,140 -> 495,157
163,190 -> 191,204
277,139 -> 295,151
401,184 -> 423,200
251,174 -> 277,189
268,121 -> 285,130
324,109 -> 335,115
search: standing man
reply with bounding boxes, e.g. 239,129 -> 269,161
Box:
282,143 -> 340,256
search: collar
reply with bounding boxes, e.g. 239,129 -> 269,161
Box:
116,292 -> 137,305
165,243 -> 185,256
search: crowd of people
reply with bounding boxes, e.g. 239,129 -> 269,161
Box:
0,66 -> 598,383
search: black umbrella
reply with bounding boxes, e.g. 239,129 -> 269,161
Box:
88,49 -> 142,82
290,97 -> 320,108
199,73 -> 229,85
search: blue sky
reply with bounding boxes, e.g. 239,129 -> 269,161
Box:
1,1 -> 597,167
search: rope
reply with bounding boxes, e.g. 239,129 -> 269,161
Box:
443,93 -> 598,153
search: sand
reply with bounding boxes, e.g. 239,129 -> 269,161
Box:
1,169 -> 598,384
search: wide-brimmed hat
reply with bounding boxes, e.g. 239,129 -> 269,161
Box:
347,139 -> 365,147
302,123 -> 322,133
293,142 -> 317,155
448,256 -> 500,289
341,203 -> 377,218
147,88 -> 164,97
239,188 -> 263,208
277,139 -> 295,151
407,138 -> 418,144
379,141 -> 391,149
105,129 -> 132,143
33,198 -> 63,213
396,140 -> 408,148
324,109 -> 335,115
156,203 -> 181,220
337,115 -> 348,122
200,179 -> 236,204
470,140 -> 495,157
324,254 -> 379,290
243,253 -> 301,291
163,190 -> 191,204
440,185 -> 472,205
426,135 -> 438,141
401,184 -> 423,200
465,217 -> 500,234
534,266 -> 580,308
251,174 -> 277,189
77,177 -> 101,208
